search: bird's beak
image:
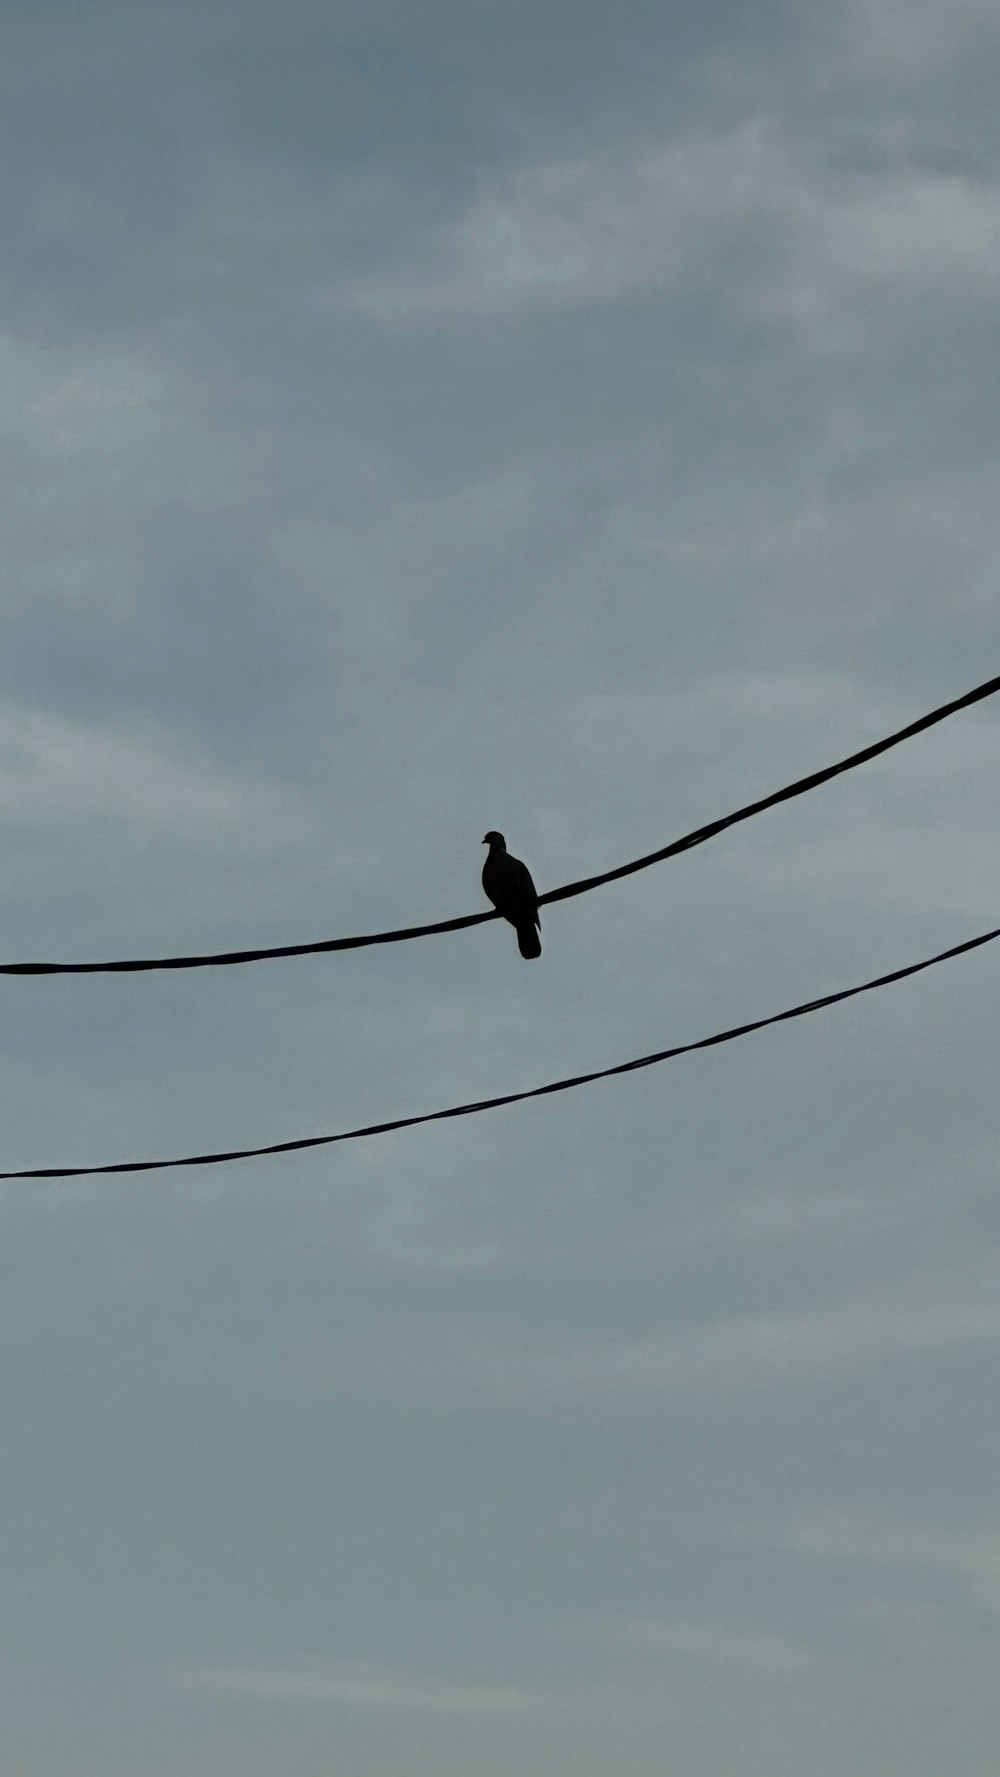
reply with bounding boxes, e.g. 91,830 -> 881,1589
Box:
482,835 -> 488,844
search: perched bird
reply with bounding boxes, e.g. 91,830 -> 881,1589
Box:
482,831 -> 542,959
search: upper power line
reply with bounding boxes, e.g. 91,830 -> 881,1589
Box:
2,921 -> 996,1179
3,670 -> 998,978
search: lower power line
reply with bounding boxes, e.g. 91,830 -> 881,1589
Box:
2,923 -> 996,1180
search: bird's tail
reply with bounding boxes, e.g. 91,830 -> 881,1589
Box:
517,920 -> 542,960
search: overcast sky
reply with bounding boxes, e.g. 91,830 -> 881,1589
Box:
2,0 -> 1000,1771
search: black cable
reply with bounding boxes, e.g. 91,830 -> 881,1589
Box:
3,922 -> 995,1179
2,671 -> 998,977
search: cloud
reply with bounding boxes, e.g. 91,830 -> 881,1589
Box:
641,472 -> 1000,669
337,122 -> 789,319
477,1252 -> 1000,1403
840,0 -> 999,75
165,1659 -> 536,1714
0,704 -> 299,833
597,1615 -> 819,1674
647,476 -> 1000,606
778,169 -> 1000,330
337,119 -> 1000,335
783,1507 -> 1000,1618
29,375 -> 139,445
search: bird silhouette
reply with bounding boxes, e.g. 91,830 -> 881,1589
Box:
482,831 -> 541,959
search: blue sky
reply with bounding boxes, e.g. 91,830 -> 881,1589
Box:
2,0 -> 1000,1770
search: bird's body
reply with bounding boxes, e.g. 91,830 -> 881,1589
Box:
482,832 -> 541,959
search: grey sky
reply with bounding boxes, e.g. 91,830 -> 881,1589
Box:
2,0 -> 1000,1770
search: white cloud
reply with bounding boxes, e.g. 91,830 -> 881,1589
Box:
29,375 -> 139,445
166,1659 -> 535,1714
0,705 -> 297,833
338,122 -> 1000,333
695,687 -> 1000,922
599,1615 -> 819,1674
661,1175 -> 955,1256
647,475 -> 1000,606
840,0 -> 999,76
784,1507 -> 1000,1618
339,122 -> 786,319
644,471 -> 1000,663
477,1252 -> 1000,1403
729,787 -> 1000,921
780,171 -> 1000,329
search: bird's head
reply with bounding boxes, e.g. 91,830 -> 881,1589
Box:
482,830 -> 506,849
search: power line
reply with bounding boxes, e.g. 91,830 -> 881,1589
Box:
3,669 -> 998,978
3,922 -> 995,1180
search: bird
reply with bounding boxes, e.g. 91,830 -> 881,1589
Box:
482,831 -> 542,959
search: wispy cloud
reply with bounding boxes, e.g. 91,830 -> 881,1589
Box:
840,0 -> 999,74
337,122 -> 1000,333
783,1507 -> 1000,1618
337,123 -> 789,319
597,1614 -> 819,1674
29,375 -> 139,446
165,1659 -> 536,1714
477,1252 -> 1000,1403
0,705 -> 300,833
